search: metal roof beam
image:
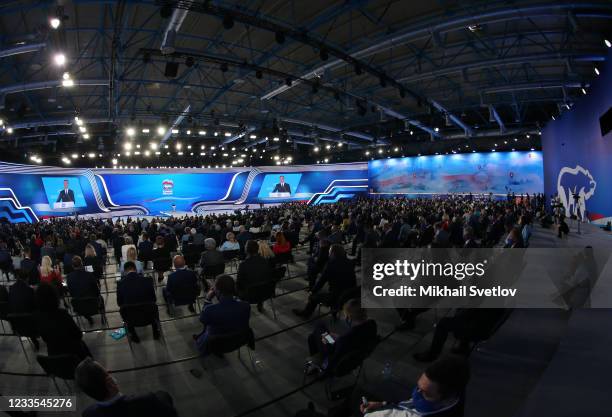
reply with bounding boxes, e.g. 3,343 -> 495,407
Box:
0,42 -> 46,59
0,79 -> 109,96
430,99 -> 473,136
158,104 -> 190,145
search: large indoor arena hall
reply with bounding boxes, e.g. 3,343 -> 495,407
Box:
0,1 -> 611,416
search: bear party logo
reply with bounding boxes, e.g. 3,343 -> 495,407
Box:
162,179 -> 174,196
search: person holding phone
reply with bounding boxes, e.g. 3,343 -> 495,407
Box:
360,356 -> 469,417
304,298 -> 377,376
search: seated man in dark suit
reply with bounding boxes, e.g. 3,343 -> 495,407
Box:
137,232 -> 154,268
306,299 -> 377,377
413,309 -> 508,362
163,255 -> 199,314
8,269 -> 39,349
293,244 -> 356,318
199,238 -> 224,269
117,262 -> 159,343
66,256 -> 101,325
194,275 -> 250,356
361,356 -> 470,417
20,247 -> 39,286
236,240 -> 272,312
75,358 -> 178,417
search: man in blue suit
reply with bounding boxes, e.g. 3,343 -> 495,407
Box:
75,358 -> 178,417
194,275 -> 250,355
163,255 -> 199,314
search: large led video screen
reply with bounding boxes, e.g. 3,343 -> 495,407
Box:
41,176 -> 87,208
369,151 -> 544,195
257,173 -> 302,200
97,172 -> 240,214
0,162 -> 369,222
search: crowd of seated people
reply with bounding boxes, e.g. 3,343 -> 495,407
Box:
0,193 -> 556,416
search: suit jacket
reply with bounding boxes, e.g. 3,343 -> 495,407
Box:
56,189 -> 75,203
82,392 -> 178,417
196,297 -> 250,352
117,272 -> 156,307
236,255 -> 272,296
36,308 -> 89,360
166,268 -> 198,304
20,257 -> 40,285
272,182 -> 291,193
312,256 -> 356,302
199,249 -> 224,268
66,269 -> 100,299
327,319 -> 377,373
8,280 -> 36,314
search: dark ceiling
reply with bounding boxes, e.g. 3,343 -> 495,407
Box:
0,0 -> 610,168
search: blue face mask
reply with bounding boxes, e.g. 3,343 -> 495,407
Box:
411,387 -> 444,414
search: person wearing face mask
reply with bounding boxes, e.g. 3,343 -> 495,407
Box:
304,298 -> 377,376
360,356 -> 469,417
193,274 -> 251,356
75,358 -> 178,417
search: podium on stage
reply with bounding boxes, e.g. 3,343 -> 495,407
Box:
268,192 -> 291,198
53,201 -> 75,209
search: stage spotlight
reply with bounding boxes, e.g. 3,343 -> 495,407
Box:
275,31 -> 285,44
157,126 -> 166,135
594,67 -> 600,75
434,127 -> 440,132
605,39 -> 611,48
61,74 -> 74,87
126,127 -> 135,137
581,87 -> 587,95
198,130 -> 206,135
124,142 -> 132,150
53,53 -> 66,66
50,17 -> 61,29
222,14 -> 234,29
7,127 -> 13,134
79,126 -> 87,133
320,48 -> 329,61
83,133 -> 90,139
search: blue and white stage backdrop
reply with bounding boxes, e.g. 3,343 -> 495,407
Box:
0,162 -> 368,222
543,48 -> 612,225
369,151 -> 543,197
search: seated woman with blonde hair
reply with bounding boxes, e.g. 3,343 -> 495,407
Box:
257,240 -> 276,268
120,246 -> 144,277
40,255 -> 62,287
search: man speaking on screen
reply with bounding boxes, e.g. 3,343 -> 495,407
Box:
56,179 -> 75,203
272,175 -> 291,194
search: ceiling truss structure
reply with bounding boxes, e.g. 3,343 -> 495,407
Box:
0,0 -> 609,167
